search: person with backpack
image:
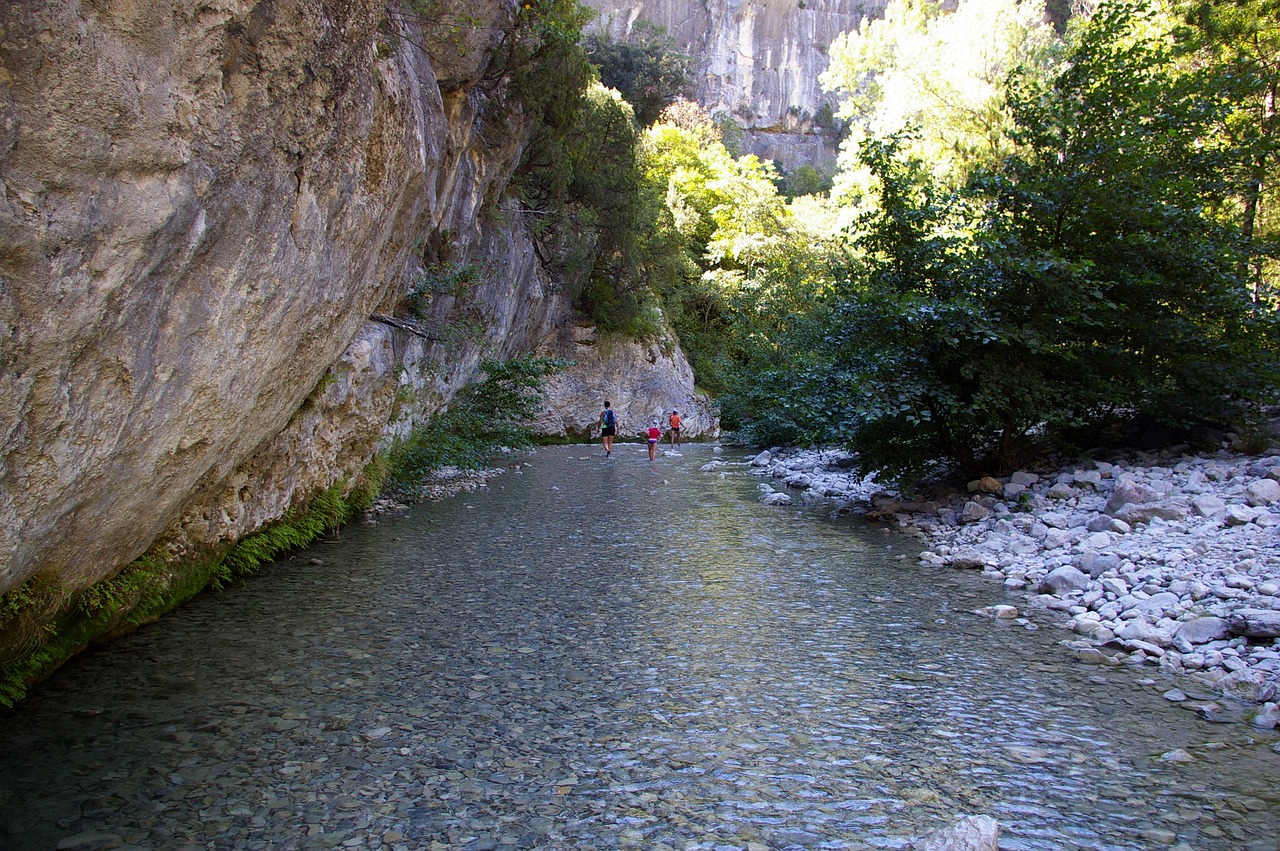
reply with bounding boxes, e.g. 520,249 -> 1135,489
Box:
598,401 -> 617,457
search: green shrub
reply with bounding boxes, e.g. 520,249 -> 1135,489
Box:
387,355 -> 570,488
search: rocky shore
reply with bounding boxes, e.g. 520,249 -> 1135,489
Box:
366,464 -> 511,515
720,444 -> 1280,735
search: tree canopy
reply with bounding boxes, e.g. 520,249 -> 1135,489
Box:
491,0 -> 1279,484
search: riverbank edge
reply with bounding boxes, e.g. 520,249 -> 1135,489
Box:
0,449 -> 524,709
718,444 -> 1280,734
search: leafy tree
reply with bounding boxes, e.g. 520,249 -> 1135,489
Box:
1175,0 -> 1280,301
821,0 -> 1060,194
725,2 -> 1279,484
778,163 -> 835,198
983,0 -> 1278,434
585,22 -> 696,126
389,355 -> 570,481
638,103 -> 840,392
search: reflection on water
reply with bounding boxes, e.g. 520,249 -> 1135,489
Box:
1,445 -> 1277,850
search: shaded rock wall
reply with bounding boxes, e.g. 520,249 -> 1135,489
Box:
584,0 -> 886,170
0,0 -> 708,615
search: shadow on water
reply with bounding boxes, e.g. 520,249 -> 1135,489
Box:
1,444 -> 1278,850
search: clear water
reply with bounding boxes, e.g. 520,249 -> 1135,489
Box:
1,444 -> 1277,850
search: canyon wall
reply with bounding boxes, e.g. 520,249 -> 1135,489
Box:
583,0 -> 886,170
0,0 -> 713,681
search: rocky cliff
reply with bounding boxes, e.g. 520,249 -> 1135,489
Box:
0,0 -> 712,691
584,0 -> 885,169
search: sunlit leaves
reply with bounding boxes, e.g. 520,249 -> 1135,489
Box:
822,0 -> 1061,195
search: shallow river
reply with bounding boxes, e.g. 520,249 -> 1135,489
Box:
2,445 -> 1278,851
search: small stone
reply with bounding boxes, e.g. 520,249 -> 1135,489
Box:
968,476 -> 1003,495
973,605 -> 1019,619
1141,827 -> 1180,844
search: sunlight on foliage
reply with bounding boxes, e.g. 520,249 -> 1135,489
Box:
822,0 -> 1061,197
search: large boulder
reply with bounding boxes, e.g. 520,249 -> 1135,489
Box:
1226,608 -> 1280,639
1113,501 -> 1190,526
1106,479 -> 1157,514
1039,566 -> 1091,596
1246,478 -> 1280,506
1175,617 -> 1230,645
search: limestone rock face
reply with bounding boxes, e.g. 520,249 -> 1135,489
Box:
0,0 -> 704,607
584,0 -> 885,169
533,324 -> 718,441
2,0 -> 437,590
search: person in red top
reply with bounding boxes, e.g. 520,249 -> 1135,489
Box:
646,419 -> 662,460
668,410 -> 682,447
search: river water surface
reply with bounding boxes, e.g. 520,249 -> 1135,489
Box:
2,445 -> 1278,850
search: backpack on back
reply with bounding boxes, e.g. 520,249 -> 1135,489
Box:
603,409 -> 616,427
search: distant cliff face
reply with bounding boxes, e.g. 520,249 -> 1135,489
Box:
584,0 -> 885,168
0,0 -> 711,615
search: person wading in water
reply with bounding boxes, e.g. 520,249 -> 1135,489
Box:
598,401 -> 617,457
668,410 -> 682,448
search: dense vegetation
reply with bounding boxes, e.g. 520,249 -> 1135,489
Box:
386,355 -> 570,485
544,0 -> 1279,487
403,0 -> 1277,486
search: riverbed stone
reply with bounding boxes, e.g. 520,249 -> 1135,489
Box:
1106,479 -> 1157,513
1215,669 -> 1280,703
974,605 -> 1019,619
1192,495 -> 1226,517
968,476 -> 1003,495
1176,617 -> 1230,645
1227,608 -> 1280,638
1039,566 -> 1091,595
1073,470 -> 1104,488
912,815 -> 1000,851
1246,479 -> 1280,506
1225,505 -> 1260,526
1079,552 -> 1123,578
1136,592 -> 1181,617
949,548 -> 989,570
1114,501 -> 1190,526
